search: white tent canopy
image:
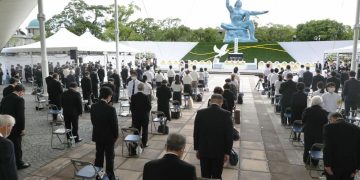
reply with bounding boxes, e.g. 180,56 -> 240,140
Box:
324,44 -> 360,54
1,28 -> 139,53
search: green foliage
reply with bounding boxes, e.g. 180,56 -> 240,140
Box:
296,19 -> 352,41
182,42 -> 294,62
256,24 -> 295,42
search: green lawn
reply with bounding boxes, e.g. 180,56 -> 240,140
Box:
181,42 -> 295,63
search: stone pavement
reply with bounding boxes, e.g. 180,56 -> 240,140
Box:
12,75 -> 313,180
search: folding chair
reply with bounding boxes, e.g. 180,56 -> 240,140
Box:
121,127 -> 142,157
274,95 -> 281,113
306,143 -> 324,178
118,98 -> 131,117
170,100 -> 182,119
289,120 -> 303,145
71,159 -> 103,180
51,120 -> 76,149
35,93 -> 47,110
283,108 -> 292,126
183,93 -> 191,109
47,104 -> 63,122
150,111 -> 167,134
346,109 -> 360,125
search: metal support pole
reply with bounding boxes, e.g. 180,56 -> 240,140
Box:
37,0 -> 49,94
351,0 -> 360,72
114,0 -> 120,72
336,53 -> 340,71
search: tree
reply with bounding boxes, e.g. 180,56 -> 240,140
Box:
296,19 -> 352,41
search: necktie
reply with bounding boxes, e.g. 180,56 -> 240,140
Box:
132,80 -> 135,95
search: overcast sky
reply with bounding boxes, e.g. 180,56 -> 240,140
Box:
21,0 -> 357,30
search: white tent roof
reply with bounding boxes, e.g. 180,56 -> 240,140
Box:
2,28 -> 140,53
324,44 -> 360,54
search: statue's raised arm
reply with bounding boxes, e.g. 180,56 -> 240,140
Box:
226,0 -> 233,12
248,10 -> 269,16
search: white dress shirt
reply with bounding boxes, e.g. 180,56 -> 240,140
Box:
182,74 -> 193,85
263,68 -> 271,77
274,80 -> 283,95
171,82 -> 183,92
143,82 -> 153,95
298,69 -> 305,78
167,69 -> 175,78
127,79 -> 141,97
190,71 -> 199,81
269,73 -> 279,85
322,92 -> 341,113
198,72 -> 205,81
143,70 -> 154,83
155,73 -> 164,82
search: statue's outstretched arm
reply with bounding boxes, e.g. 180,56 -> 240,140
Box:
226,0 -> 233,12
248,10 -> 269,16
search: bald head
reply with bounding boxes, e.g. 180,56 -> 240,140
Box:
210,94 -> 223,106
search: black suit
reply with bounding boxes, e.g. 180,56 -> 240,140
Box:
90,72 -> 99,99
66,74 -> 76,88
194,104 -> 233,179
61,89 -> 83,141
323,120 -> 360,180
0,136 -> 18,180
110,73 -> 121,103
291,91 -> 307,124
302,105 -> 328,164
130,92 -> 151,146
303,71 -> 313,88
143,154 -> 196,180
0,93 -> 25,166
279,79 -> 297,124
3,85 -> 14,97
312,74 -> 325,92
341,72 -> 349,87
222,90 -> 235,113
48,79 -> 63,120
342,78 -> 360,115
45,76 -> 53,93
98,68 -> 105,83
80,76 -> 92,100
91,100 -> 119,180
326,77 -> 341,93
121,68 -> 128,88
156,85 -> 172,121
315,63 -> 322,71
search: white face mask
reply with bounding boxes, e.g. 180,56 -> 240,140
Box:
327,87 -> 335,93
131,76 -> 136,80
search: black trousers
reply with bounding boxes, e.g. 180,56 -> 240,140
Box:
114,86 -> 120,103
64,115 -> 79,140
7,134 -> 23,165
95,142 -> 116,180
345,99 -> 358,116
200,157 -> 224,179
168,77 -> 174,86
133,119 -> 149,146
326,171 -> 354,180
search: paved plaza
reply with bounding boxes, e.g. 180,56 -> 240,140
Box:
9,74 -> 314,180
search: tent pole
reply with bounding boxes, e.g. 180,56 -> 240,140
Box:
351,0 -> 360,72
114,0 -> 120,73
37,0 -> 49,94
30,52 -> 34,88
336,53 -> 339,71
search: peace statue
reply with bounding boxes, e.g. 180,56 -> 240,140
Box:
221,0 -> 268,43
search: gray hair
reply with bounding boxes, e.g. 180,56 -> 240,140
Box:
166,133 -> 186,151
311,96 -> 323,106
0,115 -> 15,127
137,83 -> 144,91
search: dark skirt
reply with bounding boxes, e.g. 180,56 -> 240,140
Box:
184,84 -> 192,95
173,91 -> 182,105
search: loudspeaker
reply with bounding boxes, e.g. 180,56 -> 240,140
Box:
70,50 -> 77,60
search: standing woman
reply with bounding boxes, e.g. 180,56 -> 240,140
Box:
156,80 -> 172,121
142,75 -> 153,102
171,75 -> 183,105
198,68 -> 205,88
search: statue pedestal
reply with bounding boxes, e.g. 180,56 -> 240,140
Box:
223,29 -> 257,43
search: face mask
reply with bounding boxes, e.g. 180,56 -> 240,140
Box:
327,87 -> 335,93
131,76 -> 136,80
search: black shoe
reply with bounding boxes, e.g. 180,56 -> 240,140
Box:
75,138 -> 83,143
17,162 -> 31,170
142,144 -> 149,148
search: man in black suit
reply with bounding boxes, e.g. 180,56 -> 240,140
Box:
279,73 -> 297,125
315,61 -> 322,71
3,77 -> 19,97
121,66 -> 129,88
0,84 -> 30,169
48,73 -> 63,121
311,69 -> 325,92
91,87 -> 119,180
222,83 -> 235,114
194,94 -> 233,179
0,115 -> 18,180
341,70 -> 350,88
45,72 -> 54,93
110,70 -> 121,103
326,71 -> 341,93
97,66 -> 105,84
81,72 -> 92,109
156,80 -> 172,121
342,71 -> 360,116
61,82 -> 83,143
302,67 -> 313,89
143,133 -> 196,180
90,69 -> 99,99
323,112 -> 360,180
130,83 -> 151,147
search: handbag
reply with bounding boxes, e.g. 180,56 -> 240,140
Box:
229,149 -> 239,166
233,128 -> 240,141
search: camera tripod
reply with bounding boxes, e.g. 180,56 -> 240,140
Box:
254,78 -> 263,91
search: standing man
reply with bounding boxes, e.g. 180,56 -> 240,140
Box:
167,65 -> 175,86
61,82 -> 83,143
298,65 -> 305,82
311,69 -> 325,92
194,94 -> 233,179
0,115 -> 18,180
323,112 -> 360,180
303,66 -> 313,89
97,66 -> 105,84
91,87 -> 119,180
121,66 -> 129,88
190,66 -> 199,94
130,83 -> 151,147
156,80 -> 172,121
279,73 -> 297,125
342,71 -> 360,116
143,133 -> 196,180
0,85 -> 30,169
90,69 -> 99,99
127,71 -> 141,99
3,77 -> 19,97
0,64 -> 3,85
110,70 -> 121,103
48,73 -> 63,121
81,72 -> 92,109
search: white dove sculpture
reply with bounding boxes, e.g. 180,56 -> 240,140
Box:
213,44 -> 229,58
